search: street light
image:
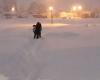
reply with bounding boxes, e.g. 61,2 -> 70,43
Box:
72,5 -> 82,11
78,6 -> 82,11
71,5 -> 83,18
49,6 -> 53,24
11,6 -> 15,12
72,6 -> 77,11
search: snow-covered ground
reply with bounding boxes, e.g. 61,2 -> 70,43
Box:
0,18 -> 100,80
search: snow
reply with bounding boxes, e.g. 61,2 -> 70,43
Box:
0,18 -> 100,80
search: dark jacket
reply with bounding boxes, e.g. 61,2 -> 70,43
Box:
35,22 -> 42,34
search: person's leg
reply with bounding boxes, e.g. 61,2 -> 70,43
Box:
36,33 -> 38,39
38,32 -> 41,38
34,35 -> 35,39
38,33 -> 40,38
34,33 -> 36,39
39,32 -> 41,38
36,35 -> 38,39
37,32 -> 41,39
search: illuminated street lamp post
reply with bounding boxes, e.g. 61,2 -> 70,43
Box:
49,6 -> 53,24
11,6 -> 16,18
11,6 -> 15,13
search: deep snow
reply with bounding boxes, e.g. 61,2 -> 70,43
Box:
0,18 -> 100,80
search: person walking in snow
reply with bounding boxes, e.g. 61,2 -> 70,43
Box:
33,22 -> 42,39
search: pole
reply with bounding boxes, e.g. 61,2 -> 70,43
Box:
51,10 -> 53,24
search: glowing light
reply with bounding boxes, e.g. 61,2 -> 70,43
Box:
49,6 -> 53,11
78,6 -> 82,10
11,6 -> 15,12
72,6 -> 77,11
72,5 -> 82,11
